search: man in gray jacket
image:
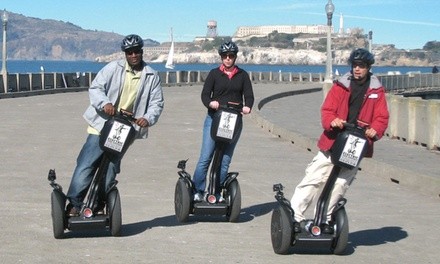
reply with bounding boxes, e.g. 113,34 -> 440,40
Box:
66,34 -> 164,216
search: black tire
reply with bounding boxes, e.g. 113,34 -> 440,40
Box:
226,180 -> 241,222
332,208 -> 349,255
51,190 -> 66,239
107,189 -> 122,236
270,205 -> 293,254
174,178 -> 191,223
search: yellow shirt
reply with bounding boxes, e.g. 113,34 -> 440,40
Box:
87,64 -> 141,135
119,66 -> 141,112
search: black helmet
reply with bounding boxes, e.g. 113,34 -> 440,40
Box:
348,48 -> 375,66
218,41 -> 239,55
121,34 -> 144,51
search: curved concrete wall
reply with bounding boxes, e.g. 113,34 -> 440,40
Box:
386,94 -> 440,150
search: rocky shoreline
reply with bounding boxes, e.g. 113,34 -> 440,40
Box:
96,46 -> 438,67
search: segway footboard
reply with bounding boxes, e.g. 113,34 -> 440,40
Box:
67,215 -> 109,231
293,231 -> 335,249
193,203 -> 229,215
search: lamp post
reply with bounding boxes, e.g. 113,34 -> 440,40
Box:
368,30 -> 373,52
324,0 -> 335,83
2,9 -> 8,93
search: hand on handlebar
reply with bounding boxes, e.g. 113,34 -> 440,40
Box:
365,127 -> 378,140
330,118 -> 345,129
103,103 -> 116,116
209,101 -> 219,110
242,106 -> 251,114
135,117 -> 149,128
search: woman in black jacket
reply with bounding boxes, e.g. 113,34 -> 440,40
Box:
192,41 -> 254,202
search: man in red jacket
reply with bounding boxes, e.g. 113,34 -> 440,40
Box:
290,48 -> 389,233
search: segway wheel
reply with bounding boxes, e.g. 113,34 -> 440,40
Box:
174,178 -> 192,223
226,180 -> 241,223
270,205 -> 293,254
50,190 -> 66,239
107,189 -> 122,236
332,207 -> 349,255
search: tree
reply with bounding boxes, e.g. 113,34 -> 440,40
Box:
423,41 -> 440,52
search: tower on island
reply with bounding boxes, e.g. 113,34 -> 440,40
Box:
339,13 -> 344,36
206,20 -> 218,38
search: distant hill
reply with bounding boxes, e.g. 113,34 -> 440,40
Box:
4,11 -> 440,66
5,11 -> 159,61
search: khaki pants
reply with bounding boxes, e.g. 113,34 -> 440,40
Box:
290,151 -> 357,222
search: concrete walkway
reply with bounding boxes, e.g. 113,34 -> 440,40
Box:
0,83 -> 438,263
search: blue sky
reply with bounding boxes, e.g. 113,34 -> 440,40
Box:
2,0 -> 439,49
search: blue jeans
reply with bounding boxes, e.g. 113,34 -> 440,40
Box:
66,134 -> 121,209
193,112 -> 241,193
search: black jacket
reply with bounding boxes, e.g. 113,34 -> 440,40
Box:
201,67 -> 254,112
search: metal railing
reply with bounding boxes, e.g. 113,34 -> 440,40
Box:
377,73 -> 440,92
0,70 -> 328,95
1,71 -> 439,97
0,72 -> 96,94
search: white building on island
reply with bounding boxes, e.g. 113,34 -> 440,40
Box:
233,24 -> 333,39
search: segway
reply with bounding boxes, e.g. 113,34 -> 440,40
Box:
48,109 -> 136,239
174,102 -> 243,223
271,123 -> 373,255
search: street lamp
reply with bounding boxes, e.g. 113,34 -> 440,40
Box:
324,0 -> 335,83
368,30 -> 373,52
2,9 -> 8,93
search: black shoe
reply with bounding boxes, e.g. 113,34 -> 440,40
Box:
322,224 -> 334,234
293,222 -> 301,233
66,204 -> 80,217
94,204 -> 105,215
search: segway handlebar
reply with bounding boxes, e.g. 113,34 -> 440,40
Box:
118,109 -> 137,123
219,102 -> 244,112
343,122 -> 379,142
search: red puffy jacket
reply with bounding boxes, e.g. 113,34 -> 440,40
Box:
318,73 -> 389,157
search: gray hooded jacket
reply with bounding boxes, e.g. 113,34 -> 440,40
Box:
83,59 -> 164,139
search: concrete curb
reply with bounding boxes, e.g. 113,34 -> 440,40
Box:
250,87 -> 440,198
360,158 -> 440,197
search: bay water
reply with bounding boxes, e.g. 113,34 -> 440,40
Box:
5,60 -> 433,75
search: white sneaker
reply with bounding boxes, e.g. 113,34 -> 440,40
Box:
193,193 -> 203,202
218,195 -> 225,203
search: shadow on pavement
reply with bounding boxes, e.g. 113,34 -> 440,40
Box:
122,215 -> 187,236
121,201 -> 278,236
239,201 -> 278,222
347,226 -> 408,248
272,226 -> 408,256
338,226 -> 408,255
61,201 -> 278,238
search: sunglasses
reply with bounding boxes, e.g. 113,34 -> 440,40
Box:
125,49 -> 143,55
221,53 -> 236,59
352,62 -> 368,69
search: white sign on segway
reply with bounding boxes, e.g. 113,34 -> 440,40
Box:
216,111 -> 238,140
103,121 -> 131,152
338,134 -> 366,167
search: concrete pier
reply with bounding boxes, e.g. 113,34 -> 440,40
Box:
0,83 -> 438,263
